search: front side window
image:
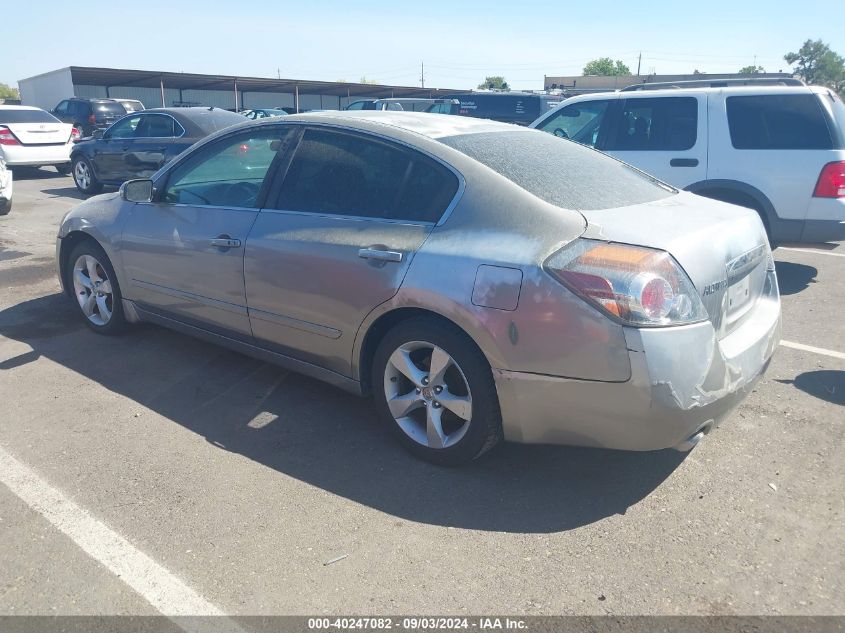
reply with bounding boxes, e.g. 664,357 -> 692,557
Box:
107,115 -> 142,139
161,128 -> 291,208
274,128 -> 458,222
605,97 -> 698,151
54,101 -> 69,115
726,94 -> 833,150
536,100 -> 611,147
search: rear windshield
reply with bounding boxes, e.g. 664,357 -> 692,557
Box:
449,94 -> 563,121
0,109 -> 60,124
94,102 -> 127,114
439,130 -> 675,210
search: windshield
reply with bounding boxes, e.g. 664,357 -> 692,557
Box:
0,109 -> 61,124
439,130 -> 675,211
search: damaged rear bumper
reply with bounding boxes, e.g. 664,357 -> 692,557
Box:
494,293 -> 781,451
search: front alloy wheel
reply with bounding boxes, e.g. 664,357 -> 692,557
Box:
72,254 -> 114,326
384,341 -> 473,450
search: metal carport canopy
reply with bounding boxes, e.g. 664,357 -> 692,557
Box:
68,66 -> 465,99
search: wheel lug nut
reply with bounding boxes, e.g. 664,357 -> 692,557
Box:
415,388 -> 421,394
434,386 -> 443,393
433,402 -> 441,408
422,376 -> 429,385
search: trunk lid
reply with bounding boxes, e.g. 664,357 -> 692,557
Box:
5,122 -> 73,145
579,192 -> 770,337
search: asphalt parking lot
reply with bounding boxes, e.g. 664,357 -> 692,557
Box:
0,169 -> 843,617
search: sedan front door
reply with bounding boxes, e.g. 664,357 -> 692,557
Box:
120,126 -> 292,338
244,126 -> 461,376
93,115 -> 142,182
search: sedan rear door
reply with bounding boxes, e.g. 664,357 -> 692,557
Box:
244,125 -> 461,377
119,113 -> 186,181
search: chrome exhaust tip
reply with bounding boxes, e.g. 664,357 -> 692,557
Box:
674,420 -> 714,452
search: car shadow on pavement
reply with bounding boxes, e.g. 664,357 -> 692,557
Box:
0,293 -> 688,534
42,187 -> 88,200
8,166 -> 67,180
777,370 -> 844,406
774,260 -> 818,296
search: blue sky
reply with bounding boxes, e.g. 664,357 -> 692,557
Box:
5,0 -> 843,90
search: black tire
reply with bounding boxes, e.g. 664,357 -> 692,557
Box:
372,317 -> 502,465
72,156 -> 103,195
66,239 -> 127,335
0,198 -> 10,216
55,163 -> 72,175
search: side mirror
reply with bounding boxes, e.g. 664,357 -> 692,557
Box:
92,129 -> 104,140
120,179 -> 154,203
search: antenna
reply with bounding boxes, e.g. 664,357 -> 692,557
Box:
420,61 -> 425,88
637,52 -> 642,76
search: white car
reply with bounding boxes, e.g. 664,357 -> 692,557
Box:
531,81 -> 845,244
0,105 -> 78,174
0,157 -> 12,216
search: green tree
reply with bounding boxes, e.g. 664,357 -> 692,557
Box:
738,65 -> 766,74
359,76 -> 378,85
0,83 -> 19,100
785,39 -> 844,92
583,58 -> 631,76
477,76 -> 509,90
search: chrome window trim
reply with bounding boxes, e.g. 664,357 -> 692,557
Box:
136,113 -> 186,139
258,207 -> 436,227
151,120 -> 466,224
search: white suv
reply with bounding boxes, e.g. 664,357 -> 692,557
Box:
531,82 -> 845,244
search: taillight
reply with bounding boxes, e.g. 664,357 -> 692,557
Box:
71,127 -> 81,141
0,126 -> 20,146
813,161 -> 845,198
88,114 -> 96,124
545,240 -> 708,327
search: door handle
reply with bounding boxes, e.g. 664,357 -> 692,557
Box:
670,158 -> 699,167
210,237 -> 242,249
358,248 -> 403,262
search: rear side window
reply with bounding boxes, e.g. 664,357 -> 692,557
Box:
275,128 -> 458,222
440,130 -> 674,210
0,109 -> 60,124
605,97 -> 698,151
726,94 -> 833,150
454,95 -> 542,121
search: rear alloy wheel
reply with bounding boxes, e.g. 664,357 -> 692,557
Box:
68,241 -> 126,334
72,157 -> 103,195
373,318 -> 502,465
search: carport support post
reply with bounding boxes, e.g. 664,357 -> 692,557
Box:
295,85 -> 299,113
234,79 -> 239,111
160,78 -> 165,107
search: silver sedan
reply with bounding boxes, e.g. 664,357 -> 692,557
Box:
55,112 -> 781,464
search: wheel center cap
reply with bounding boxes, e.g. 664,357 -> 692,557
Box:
421,386 -> 434,400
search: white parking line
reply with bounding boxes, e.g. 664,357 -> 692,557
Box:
781,340 -> 845,360
0,444 -> 243,632
778,247 -> 845,258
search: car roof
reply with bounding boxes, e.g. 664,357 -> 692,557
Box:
279,110 -> 522,140
0,105 -> 45,111
567,85 -> 817,100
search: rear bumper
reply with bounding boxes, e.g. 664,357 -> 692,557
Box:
1,144 -> 72,167
801,198 -> 845,242
495,283 -> 781,451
